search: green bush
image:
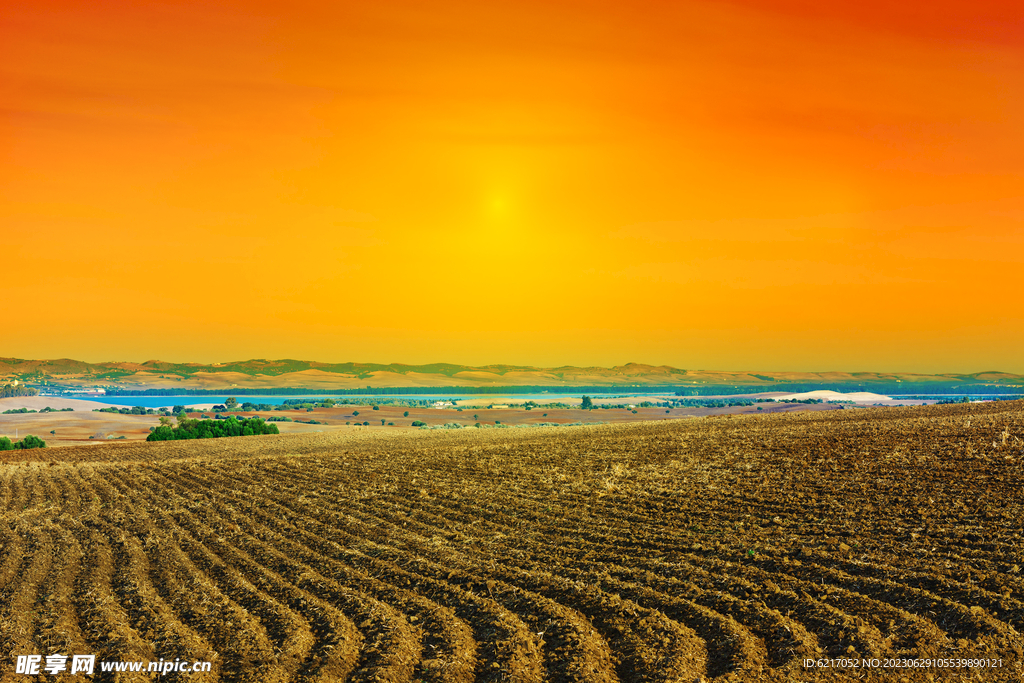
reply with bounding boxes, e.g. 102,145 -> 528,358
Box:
17,435 -> 46,450
411,420 -> 426,427
147,417 -> 279,442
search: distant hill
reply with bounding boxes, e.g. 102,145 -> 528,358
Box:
1,357 -> 1022,394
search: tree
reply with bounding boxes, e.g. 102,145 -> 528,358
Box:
381,419 -> 386,425
225,397 -> 238,410
18,435 -> 46,450
352,410 -> 360,417
372,405 -> 379,410
581,395 -> 594,410
172,405 -> 185,414
404,411 -> 410,417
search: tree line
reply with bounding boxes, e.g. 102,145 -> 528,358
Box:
147,416 -> 280,441
0,435 -> 46,450
0,384 -> 38,398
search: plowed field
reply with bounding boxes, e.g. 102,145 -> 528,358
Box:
2,402 -> 1023,682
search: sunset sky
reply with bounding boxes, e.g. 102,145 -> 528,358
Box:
3,0 -> 1022,372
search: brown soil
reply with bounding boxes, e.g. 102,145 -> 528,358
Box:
0,401 -> 1022,681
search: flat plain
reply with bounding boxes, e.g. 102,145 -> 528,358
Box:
0,397 -> 847,448
1,402 -> 1022,681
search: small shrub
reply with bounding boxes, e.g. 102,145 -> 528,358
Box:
403,411 -> 410,417
411,420 -> 426,427
19,435 -> 46,449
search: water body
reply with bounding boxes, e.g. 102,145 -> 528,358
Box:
47,392 -> 1021,409
54,393 -> 680,408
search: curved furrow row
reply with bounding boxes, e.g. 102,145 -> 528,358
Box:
415,492 -> 964,662
67,468 -> 157,680
348,532 -> 695,683
124,468 -> 366,683
336,478 -> 1021,659
162,467 -> 542,683
649,553 -> 950,659
190,464 -> 708,683
72,526 -> 156,678
600,559 -> 880,659
173,462 -> 540,681
801,554 -> 1024,632
157,500 -> 362,683
140,469 -> 426,683
83,468 -> 219,680
31,469 -> 90,659
4,466 -> 31,515
749,555 -> 1021,651
0,521 -> 55,664
101,469 -> 294,683
0,521 -> 26,597
159,464 -> 573,683
312,495 -> 783,678
0,468 -> 15,512
268,467 -> 978,669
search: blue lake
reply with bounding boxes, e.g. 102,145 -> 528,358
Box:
51,392 -> 681,408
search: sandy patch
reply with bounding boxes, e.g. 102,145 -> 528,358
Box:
771,390 -> 892,403
0,396 -> 115,411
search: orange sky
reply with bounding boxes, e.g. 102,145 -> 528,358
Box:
3,0 -> 1022,372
